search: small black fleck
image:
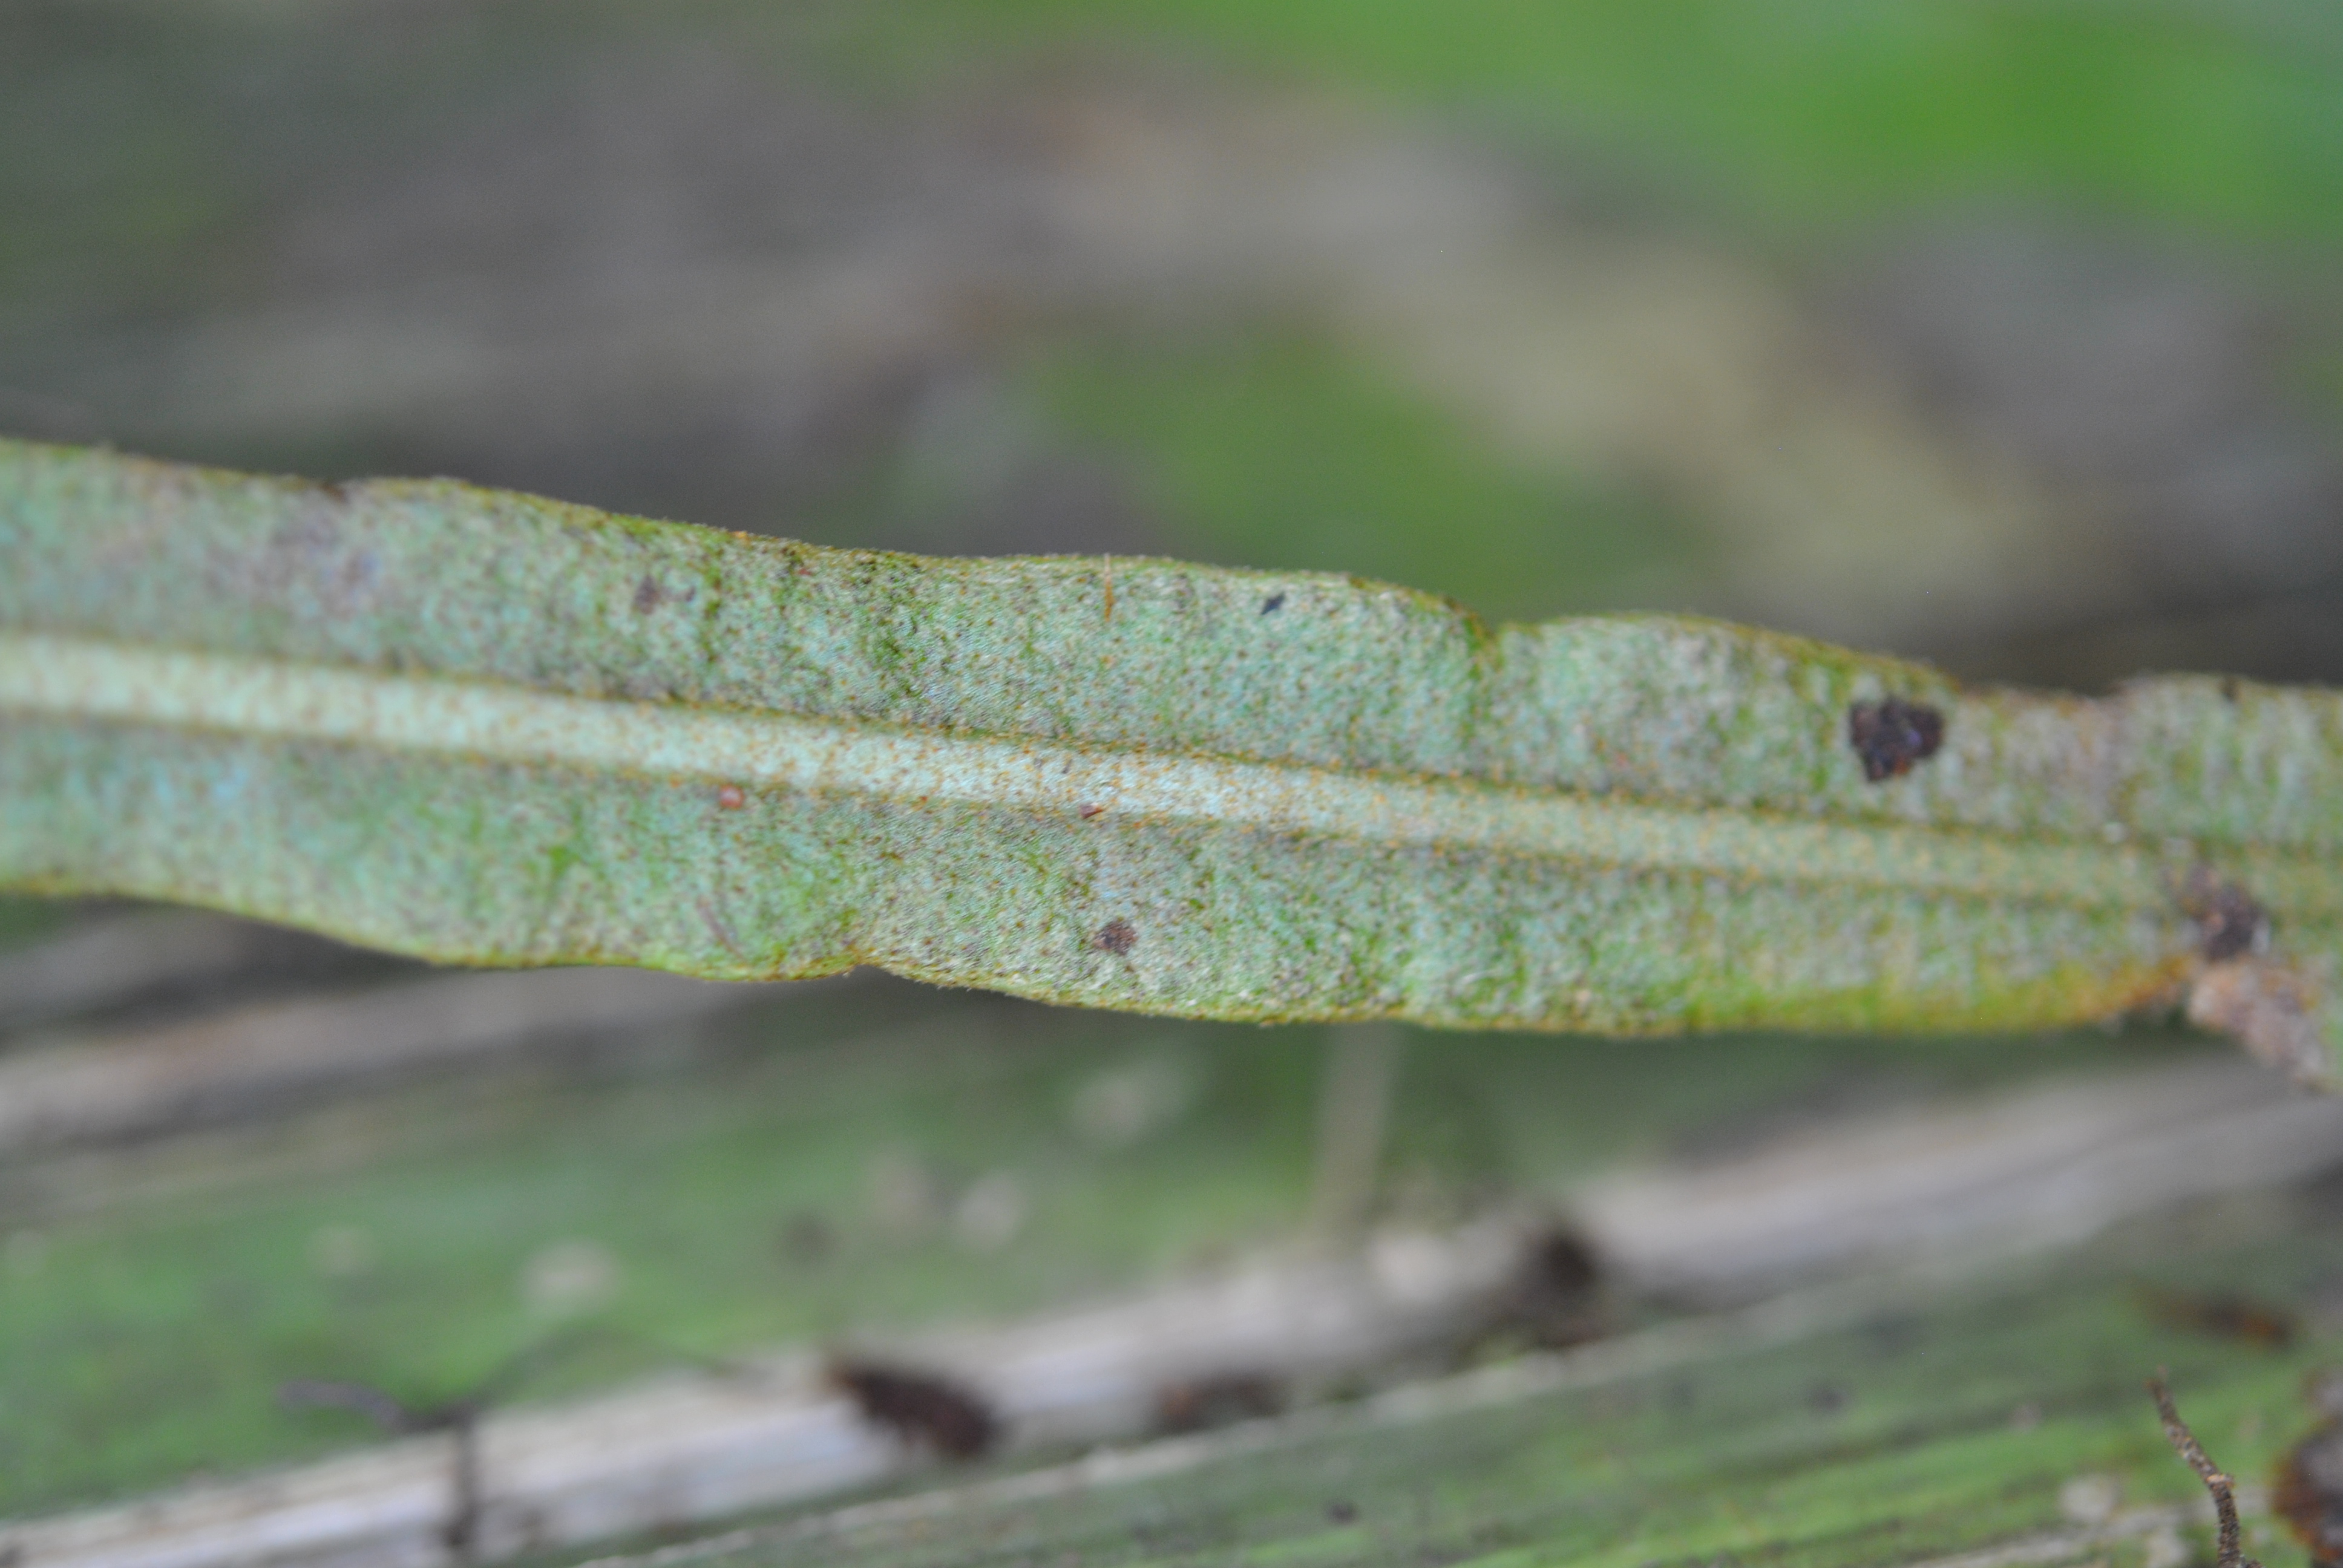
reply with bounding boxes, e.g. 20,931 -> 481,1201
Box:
1092,918 -> 1137,956
1326,1500 -> 1358,1525
828,1361 -> 998,1459
1847,696 -> 1945,782
632,576 -> 663,613
1260,593 -> 1286,615
2221,676 -> 2243,703
1808,1382 -> 1849,1413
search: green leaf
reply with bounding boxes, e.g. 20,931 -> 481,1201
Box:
2,437 -> 2339,1068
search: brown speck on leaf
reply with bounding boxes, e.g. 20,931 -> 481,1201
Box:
1847,696 -> 1945,782
1078,803 -> 1106,820
633,576 -> 695,612
2138,1284 -> 2298,1350
716,784 -> 747,810
2180,866 -> 2269,962
2149,1376 -> 2263,1568
1260,593 -> 1286,615
2222,676 -> 2244,703
1091,918 -> 1137,956
827,1361 -> 998,1459
1155,1371 -> 1286,1434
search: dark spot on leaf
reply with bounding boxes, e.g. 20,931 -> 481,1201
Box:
1092,918 -> 1137,956
633,576 -> 695,613
2181,868 -> 2268,962
1326,1500 -> 1358,1525
1260,593 -> 1285,615
1808,1382 -> 1849,1413
2137,1284 -> 2296,1350
1079,803 -> 1106,820
1155,1371 -> 1286,1434
827,1361 -> 998,1459
716,784 -> 747,810
2221,676 -> 2243,703
1847,696 -> 1945,782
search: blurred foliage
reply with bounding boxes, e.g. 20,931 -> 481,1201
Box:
830,0 -> 2343,241
1021,335 -> 1704,622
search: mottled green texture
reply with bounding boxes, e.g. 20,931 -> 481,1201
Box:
2,439 -> 2339,1051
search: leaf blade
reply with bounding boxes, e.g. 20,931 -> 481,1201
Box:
3,438 -> 2338,1056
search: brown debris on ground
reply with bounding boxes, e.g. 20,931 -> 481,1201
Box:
826,1359 -> 1000,1460
2135,1284 -> 2297,1350
2272,1371 -> 2343,1568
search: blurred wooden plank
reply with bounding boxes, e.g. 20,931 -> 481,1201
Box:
12,1050 -> 2341,1568
0,912 -> 297,1033
1576,1054 -> 2343,1300
0,968 -> 762,1152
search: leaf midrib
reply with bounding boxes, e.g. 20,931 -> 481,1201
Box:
0,631 -> 2238,916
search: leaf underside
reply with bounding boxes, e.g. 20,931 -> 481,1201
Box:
2,439 -> 2338,1062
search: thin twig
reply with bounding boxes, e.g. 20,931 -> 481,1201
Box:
2148,1373 -> 2262,1568
282,1377 -> 480,1561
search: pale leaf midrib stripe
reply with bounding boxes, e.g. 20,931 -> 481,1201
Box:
0,633 -> 2168,909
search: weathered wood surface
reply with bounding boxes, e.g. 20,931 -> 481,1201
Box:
578,1216 -> 2339,1568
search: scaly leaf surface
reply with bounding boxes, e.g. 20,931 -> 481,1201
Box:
2,440 -> 2338,1066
